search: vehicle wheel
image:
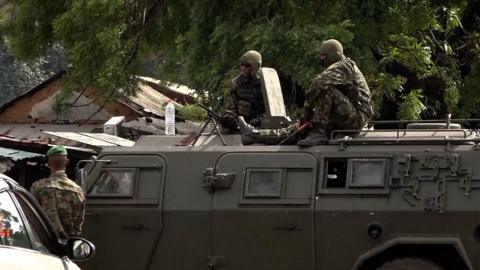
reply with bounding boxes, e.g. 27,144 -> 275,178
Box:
377,257 -> 444,270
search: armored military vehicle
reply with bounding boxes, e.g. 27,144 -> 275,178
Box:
78,121 -> 479,270
78,69 -> 478,269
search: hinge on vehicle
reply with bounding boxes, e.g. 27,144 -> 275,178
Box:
202,168 -> 236,190
424,178 -> 447,213
450,154 -> 459,176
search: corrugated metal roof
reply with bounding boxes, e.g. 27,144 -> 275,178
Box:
0,146 -> 44,161
0,136 -> 96,156
137,76 -> 197,96
122,117 -> 201,135
123,82 -> 182,117
0,124 -> 101,146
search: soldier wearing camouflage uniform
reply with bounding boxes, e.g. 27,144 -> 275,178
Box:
31,146 -> 85,239
239,39 -> 373,146
221,50 -> 265,130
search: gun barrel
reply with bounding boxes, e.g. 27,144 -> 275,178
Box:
199,104 -> 222,121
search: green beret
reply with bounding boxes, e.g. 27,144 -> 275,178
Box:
47,145 -> 68,157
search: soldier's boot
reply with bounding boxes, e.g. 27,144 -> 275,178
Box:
297,129 -> 328,146
238,116 -> 261,145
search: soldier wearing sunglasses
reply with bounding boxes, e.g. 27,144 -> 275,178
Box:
221,50 -> 265,130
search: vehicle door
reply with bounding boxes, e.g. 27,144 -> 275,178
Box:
83,154 -> 166,270
208,151 -> 318,270
0,189 -> 74,270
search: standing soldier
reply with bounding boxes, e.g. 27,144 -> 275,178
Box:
239,39 -> 373,145
221,50 -> 265,130
31,145 -> 85,239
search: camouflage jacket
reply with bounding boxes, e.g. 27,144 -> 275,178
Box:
30,172 -> 85,239
305,56 -> 373,117
226,74 -> 265,121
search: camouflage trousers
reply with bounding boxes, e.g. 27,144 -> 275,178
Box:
309,86 -> 368,132
257,124 -> 297,144
253,86 -> 368,144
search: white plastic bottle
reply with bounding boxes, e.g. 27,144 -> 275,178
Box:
165,100 -> 175,135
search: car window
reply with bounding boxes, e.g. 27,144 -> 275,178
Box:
14,191 -> 54,253
0,191 -> 31,249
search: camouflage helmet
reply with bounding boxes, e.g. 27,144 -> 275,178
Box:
319,39 -> 343,67
240,50 -> 262,76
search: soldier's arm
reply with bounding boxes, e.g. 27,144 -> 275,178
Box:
303,80 -> 323,121
30,183 -> 39,201
225,79 -> 239,117
73,195 -> 86,235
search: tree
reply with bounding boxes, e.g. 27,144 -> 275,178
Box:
2,0 -> 480,121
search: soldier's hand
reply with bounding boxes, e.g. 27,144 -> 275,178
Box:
250,118 -> 261,127
220,112 -> 238,130
296,120 -> 312,132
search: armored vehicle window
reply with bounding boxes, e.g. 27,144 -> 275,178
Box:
88,170 -> 134,197
348,159 -> 386,187
321,158 -> 390,195
325,159 -> 348,188
245,169 -> 283,198
241,167 -> 313,204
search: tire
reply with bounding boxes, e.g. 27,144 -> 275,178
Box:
377,257 -> 444,270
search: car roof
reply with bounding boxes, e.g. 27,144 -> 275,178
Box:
0,173 -> 19,191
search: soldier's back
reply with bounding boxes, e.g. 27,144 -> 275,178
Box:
31,173 -> 85,237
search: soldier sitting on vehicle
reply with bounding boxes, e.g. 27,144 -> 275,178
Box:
239,39 -> 373,146
220,50 -> 266,131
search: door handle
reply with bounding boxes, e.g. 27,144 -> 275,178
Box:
121,224 -> 147,231
85,211 -> 102,217
272,224 -> 299,231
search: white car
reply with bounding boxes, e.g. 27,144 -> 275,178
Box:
0,173 -> 94,269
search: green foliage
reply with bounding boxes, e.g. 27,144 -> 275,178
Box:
372,73 -> 406,115
455,63 -> 480,118
2,0 -> 480,121
397,89 -> 427,120
177,104 -> 207,122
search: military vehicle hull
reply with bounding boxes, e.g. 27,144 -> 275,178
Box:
82,135 -> 479,270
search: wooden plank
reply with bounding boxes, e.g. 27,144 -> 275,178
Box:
80,133 -> 135,147
43,131 -> 117,147
259,67 -> 286,117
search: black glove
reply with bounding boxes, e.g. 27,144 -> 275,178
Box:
220,113 -> 238,131
250,118 -> 261,127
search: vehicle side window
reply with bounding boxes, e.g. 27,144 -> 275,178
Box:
88,170 -> 134,197
325,159 -> 348,188
241,168 -> 313,204
245,169 -> 283,198
348,159 -> 386,187
321,158 -> 390,195
0,191 -> 31,249
13,191 -> 54,253
85,154 -> 165,205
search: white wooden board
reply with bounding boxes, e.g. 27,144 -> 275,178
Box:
259,67 -> 286,117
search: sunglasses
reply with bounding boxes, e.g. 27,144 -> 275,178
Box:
240,61 -> 251,67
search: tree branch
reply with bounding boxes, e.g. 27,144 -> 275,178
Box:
67,86 -> 88,106
79,91 -> 116,125
122,0 -> 165,71
70,95 -> 102,108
